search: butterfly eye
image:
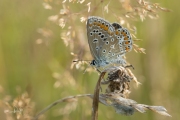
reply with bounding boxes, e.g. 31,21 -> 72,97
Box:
90,60 -> 97,66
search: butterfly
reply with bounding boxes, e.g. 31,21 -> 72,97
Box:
86,16 -> 133,69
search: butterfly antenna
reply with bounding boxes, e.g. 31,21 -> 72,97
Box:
73,59 -> 81,63
73,59 -> 92,63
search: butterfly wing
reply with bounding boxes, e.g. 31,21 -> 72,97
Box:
87,16 -> 115,63
87,16 -> 133,67
100,22 -> 133,65
112,23 -> 133,54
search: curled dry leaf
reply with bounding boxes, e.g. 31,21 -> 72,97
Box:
97,93 -> 171,117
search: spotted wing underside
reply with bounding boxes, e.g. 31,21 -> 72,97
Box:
86,16 -> 133,67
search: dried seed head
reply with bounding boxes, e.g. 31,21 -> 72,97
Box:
101,66 -> 137,98
98,93 -> 171,117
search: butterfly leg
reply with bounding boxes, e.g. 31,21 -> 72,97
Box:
125,64 -> 134,69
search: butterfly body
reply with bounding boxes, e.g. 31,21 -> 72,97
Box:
87,16 -> 133,69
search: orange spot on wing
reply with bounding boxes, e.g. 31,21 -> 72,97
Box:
97,23 -> 100,26
104,26 -> 108,31
125,41 -> 129,44
94,22 -> 98,26
121,32 -> 127,37
123,33 -> 127,37
100,24 -> 104,29
124,37 -> 128,40
115,31 -> 119,35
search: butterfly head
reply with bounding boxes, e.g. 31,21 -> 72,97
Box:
90,60 -> 97,66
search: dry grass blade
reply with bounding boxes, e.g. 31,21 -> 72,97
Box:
33,94 -> 91,120
133,44 -> 146,54
92,72 -> 106,120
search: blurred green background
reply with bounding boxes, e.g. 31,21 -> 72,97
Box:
0,0 -> 179,120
